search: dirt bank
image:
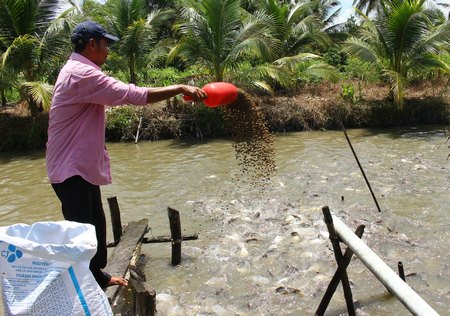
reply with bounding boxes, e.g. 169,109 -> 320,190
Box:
1,81 -> 448,152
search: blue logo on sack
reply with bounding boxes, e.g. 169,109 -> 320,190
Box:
1,244 -> 23,263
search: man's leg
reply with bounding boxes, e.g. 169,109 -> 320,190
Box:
51,175 -> 111,288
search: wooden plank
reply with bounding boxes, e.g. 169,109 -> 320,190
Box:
108,234 -> 198,247
131,255 -> 156,316
142,234 -> 198,243
133,281 -> 156,316
104,219 -> 149,302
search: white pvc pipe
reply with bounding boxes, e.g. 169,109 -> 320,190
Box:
331,214 -> 439,316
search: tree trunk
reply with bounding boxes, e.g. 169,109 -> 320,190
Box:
129,54 -> 136,84
0,88 -> 6,106
27,97 -> 42,117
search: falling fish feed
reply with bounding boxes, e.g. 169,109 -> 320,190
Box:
222,90 -> 276,183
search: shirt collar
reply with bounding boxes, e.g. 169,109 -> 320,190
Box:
69,52 -> 101,70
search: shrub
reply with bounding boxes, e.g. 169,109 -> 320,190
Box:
105,107 -> 137,141
0,113 -> 48,152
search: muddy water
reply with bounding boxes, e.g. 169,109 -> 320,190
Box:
0,126 -> 448,315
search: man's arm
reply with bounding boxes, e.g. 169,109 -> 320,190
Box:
146,84 -> 206,104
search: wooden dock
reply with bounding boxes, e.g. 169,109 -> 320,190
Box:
103,196 -> 198,315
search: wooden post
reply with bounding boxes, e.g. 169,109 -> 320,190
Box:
315,224 -> 365,316
168,207 -> 182,265
398,262 -> 405,282
107,196 -> 123,245
322,206 -> 356,316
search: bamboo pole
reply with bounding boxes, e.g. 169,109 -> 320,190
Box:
135,116 -> 143,144
330,212 -> 439,316
340,121 -> 382,213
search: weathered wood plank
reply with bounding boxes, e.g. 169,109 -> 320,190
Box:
130,254 -> 156,316
142,234 -> 198,243
133,281 -> 156,316
108,234 -> 198,247
104,219 -> 149,302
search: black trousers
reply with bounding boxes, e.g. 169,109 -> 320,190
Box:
52,175 -> 111,288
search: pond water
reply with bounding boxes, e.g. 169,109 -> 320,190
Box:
0,126 -> 448,315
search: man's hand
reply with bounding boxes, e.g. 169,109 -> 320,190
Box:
179,85 -> 207,101
107,276 -> 128,287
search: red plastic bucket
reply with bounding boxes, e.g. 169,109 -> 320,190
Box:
183,82 -> 238,107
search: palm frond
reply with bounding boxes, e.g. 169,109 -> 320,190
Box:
342,37 -> 381,66
2,35 -> 39,75
303,63 -> 341,82
413,20 -> 450,55
288,0 -> 318,25
274,53 -> 321,69
36,0 -> 64,33
146,39 -> 172,65
256,63 -> 294,87
387,2 -> 429,57
122,19 -> 152,55
146,8 -> 174,28
20,81 -> 53,111
230,16 -> 280,61
407,54 -> 449,74
251,81 -> 274,94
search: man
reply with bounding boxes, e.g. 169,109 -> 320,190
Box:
46,21 -> 206,288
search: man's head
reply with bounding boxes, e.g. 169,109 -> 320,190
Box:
71,21 -> 119,66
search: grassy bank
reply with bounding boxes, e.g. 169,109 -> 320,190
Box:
0,82 -> 448,152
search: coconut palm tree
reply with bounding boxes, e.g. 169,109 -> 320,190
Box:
169,0 -> 280,85
105,0 -> 173,84
255,0 -> 331,56
0,0 -> 75,114
342,0 -> 450,109
253,0 -> 340,86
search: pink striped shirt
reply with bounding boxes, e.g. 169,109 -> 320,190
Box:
46,53 -> 148,185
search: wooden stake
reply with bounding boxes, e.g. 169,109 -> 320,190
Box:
315,224 -> 365,315
107,196 -> 123,244
398,261 -> 405,282
322,206 -> 356,316
168,207 -> 182,265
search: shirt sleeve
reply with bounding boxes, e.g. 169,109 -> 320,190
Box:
79,68 -> 148,106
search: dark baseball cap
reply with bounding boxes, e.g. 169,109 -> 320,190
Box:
71,21 -> 119,45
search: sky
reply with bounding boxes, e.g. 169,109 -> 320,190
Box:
336,0 -> 357,24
